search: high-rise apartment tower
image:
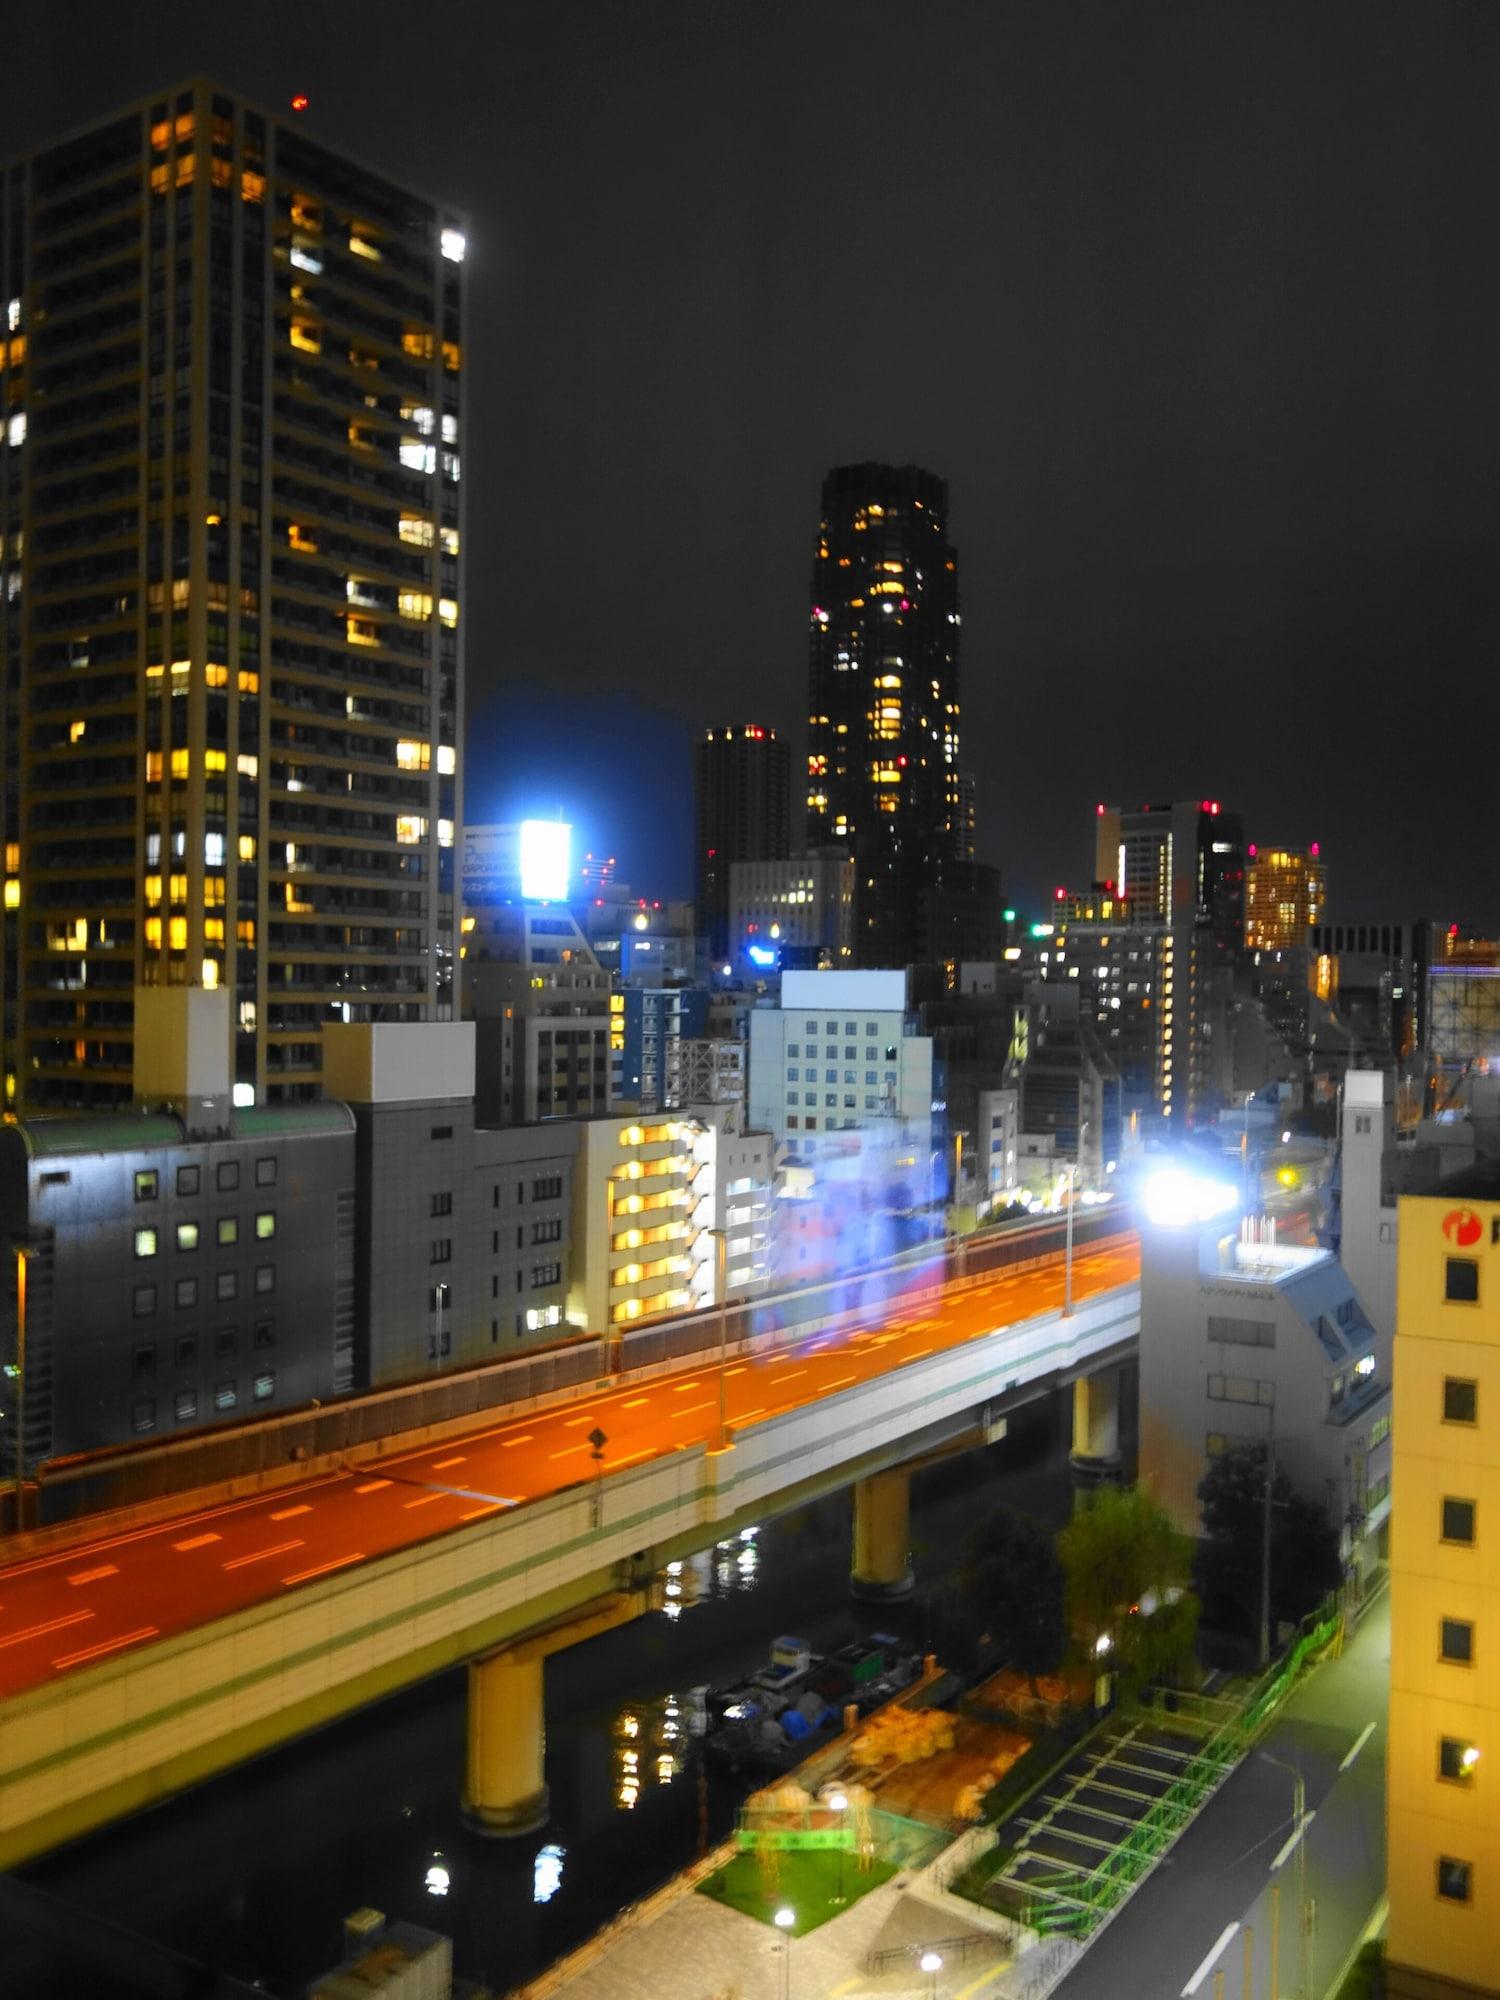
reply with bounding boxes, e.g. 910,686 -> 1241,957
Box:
694,723 -> 789,964
0,80 -> 465,1111
1244,842 -> 1327,952
807,464 -> 968,967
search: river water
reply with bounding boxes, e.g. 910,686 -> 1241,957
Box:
23,1394 -> 1087,1996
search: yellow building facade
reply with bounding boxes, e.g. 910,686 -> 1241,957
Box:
1390,1185 -> 1500,1996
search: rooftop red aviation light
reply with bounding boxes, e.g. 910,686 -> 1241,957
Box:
290,93 -> 310,113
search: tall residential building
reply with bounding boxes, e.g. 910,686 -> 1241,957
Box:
694,724 -> 789,963
807,464 -> 967,967
1388,1171 -> 1500,1997
1244,842 -> 1327,951
0,81 -> 465,1114
1093,800 -> 1245,1125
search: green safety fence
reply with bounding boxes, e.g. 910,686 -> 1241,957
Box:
1015,1606 -> 1342,1939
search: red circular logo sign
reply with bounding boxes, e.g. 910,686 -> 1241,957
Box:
1444,1208 -> 1484,1248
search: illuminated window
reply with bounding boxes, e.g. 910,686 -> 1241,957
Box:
440,526 -> 460,555
396,740 -> 430,771
287,523 -> 318,553
396,816 -> 427,844
2,880 -> 17,910
399,440 -> 436,474
438,819 -> 454,848
170,748 -> 190,780
237,753 -> 258,778
168,916 -> 187,950
442,339 -> 461,372
399,516 -> 435,547
134,1228 -> 158,1259
398,590 -> 433,621
349,232 -> 383,262
289,318 -> 321,353
204,663 -> 229,688
238,669 -> 259,695
402,328 -> 436,359
437,744 -> 456,775
401,403 -> 436,435
440,227 -> 466,263
238,834 -> 256,862
439,598 -> 458,628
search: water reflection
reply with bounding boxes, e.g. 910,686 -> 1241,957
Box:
533,1843 -> 565,1904
612,1689 -> 707,1809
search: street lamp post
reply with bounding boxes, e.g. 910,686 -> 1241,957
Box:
920,1949 -> 943,2000
1064,1118 -> 1089,1318
1262,1751 -> 1309,2000
10,1247 -> 26,1532
709,1227 -> 730,1451
773,1906 -> 795,2000
827,1789 -> 848,1905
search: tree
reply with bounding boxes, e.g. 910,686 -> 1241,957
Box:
1056,1484 -> 1198,1690
1194,1445 -> 1343,1638
962,1507 -> 1066,1689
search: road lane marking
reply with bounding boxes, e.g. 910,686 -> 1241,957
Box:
615,1448 -> 654,1467
460,1502 -> 504,1520
1271,1811 -> 1315,1871
500,1434 -> 534,1447
671,1380 -> 701,1393
1183,1922 -> 1239,1995
432,1455 -> 467,1469
282,1553 -> 364,1586
173,1532 -> 222,1551
672,1401 -> 715,1419
550,1443 -> 589,1459
774,1369 -> 806,1383
564,1414 -> 595,1427
403,1493 -> 445,1509
826,1374 -> 858,1390
66,1564 -> 119,1586
222,1539 -> 305,1571
52,1625 -> 158,1671
725,1365 -> 747,1377
355,1479 -> 391,1494
737,1406 -> 766,1422
270,1504 -> 312,1521
623,1398 -> 650,1409
0,1610 -> 93,1651
1340,1720 -> 1376,1771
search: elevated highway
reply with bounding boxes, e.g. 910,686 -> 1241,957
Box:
0,1230 -> 1139,1865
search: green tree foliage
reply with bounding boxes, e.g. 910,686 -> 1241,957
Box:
1193,1444 -> 1343,1636
1056,1483 -> 1198,1689
962,1507 -> 1066,1689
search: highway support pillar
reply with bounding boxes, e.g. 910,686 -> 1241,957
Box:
850,1467 -> 914,1602
1069,1367 -> 1123,1501
463,1588 -> 648,1837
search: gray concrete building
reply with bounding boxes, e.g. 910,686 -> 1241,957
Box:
1139,1197 -> 1390,1589
0,1098 -> 355,1467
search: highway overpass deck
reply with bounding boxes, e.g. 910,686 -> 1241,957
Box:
0,1234 -> 1139,1866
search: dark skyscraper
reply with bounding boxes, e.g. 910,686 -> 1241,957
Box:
693,723 -> 789,962
807,463 -> 967,967
0,80 -> 466,1113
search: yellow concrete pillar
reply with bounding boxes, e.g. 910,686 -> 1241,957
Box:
1070,1368 -> 1122,1499
463,1648 -> 549,1837
851,1467 -> 914,1602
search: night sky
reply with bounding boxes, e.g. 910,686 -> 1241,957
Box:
11,2 -> 1500,921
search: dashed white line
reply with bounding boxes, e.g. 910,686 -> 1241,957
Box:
172,1532 -> 221,1551
0,1610 -> 93,1651
1182,1922 -> 1239,1996
223,1539 -> 305,1571
1340,1720 -> 1376,1771
66,1564 -> 119,1586
53,1624 -> 158,1671
355,1480 -> 391,1494
1270,1812 -> 1315,1872
270,1504 -> 312,1521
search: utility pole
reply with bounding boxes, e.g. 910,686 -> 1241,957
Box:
1259,1395 -> 1277,1667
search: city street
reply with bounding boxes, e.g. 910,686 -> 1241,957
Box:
1054,1588 -> 1388,2000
